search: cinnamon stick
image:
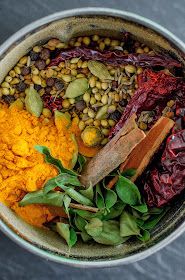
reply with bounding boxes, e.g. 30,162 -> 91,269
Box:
107,116 -> 174,189
69,203 -> 98,213
80,114 -> 145,188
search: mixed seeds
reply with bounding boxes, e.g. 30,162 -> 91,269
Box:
0,35 -> 175,146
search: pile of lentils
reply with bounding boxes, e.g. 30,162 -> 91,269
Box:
0,35 -> 175,146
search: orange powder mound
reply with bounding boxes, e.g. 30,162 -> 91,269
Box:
0,103 -> 76,227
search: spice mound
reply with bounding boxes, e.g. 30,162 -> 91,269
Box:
0,104 -> 77,226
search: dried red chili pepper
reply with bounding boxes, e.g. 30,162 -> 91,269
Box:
42,93 -> 63,112
110,69 -> 185,138
49,47 -> 181,68
144,129 -> 185,207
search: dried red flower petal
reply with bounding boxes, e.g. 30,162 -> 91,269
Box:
42,93 -> 63,112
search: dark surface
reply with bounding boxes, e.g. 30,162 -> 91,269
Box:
0,0 -> 185,279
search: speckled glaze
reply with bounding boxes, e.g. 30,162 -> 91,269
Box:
0,8 -> 184,268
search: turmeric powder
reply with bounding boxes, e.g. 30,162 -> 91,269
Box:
0,102 -> 77,227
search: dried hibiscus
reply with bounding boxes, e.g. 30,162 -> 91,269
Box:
49,47 -> 181,68
110,69 -> 185,137
42,93 -> 63,112
144,129 -> 185,207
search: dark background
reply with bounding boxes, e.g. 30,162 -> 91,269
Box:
0,0 -> 185,279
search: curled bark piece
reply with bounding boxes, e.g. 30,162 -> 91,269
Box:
107,116 -> 175,189
80,114 -> 145,188
69,203 -> 98,213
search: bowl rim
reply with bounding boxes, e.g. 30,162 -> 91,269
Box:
0,7 -> 185,268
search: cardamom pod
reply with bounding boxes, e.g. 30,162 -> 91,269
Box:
64,78 -> 88,98
88,60 -> 114,80
96,105 -> 108,120
25,86 -> 43,117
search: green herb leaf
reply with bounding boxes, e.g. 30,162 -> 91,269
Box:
105,189 -> 117,211
63,195 -> 71,218
137,229 -> 150,242
79,184 -> 94,201
44,173 -> 81,194
136,219 -> 145,227
19,190 -> 64,207
25,86 -> 43,117
56,179 -> 93,206
104,201 -> 125,220
56,223 -> 77,248
74,215 -> 87,231
120,211 -> 140,237
70,134 -> 78,169
121,168 -> 136,178
86,219 -> 127,245
85,218 -> 103,237
80,231 -> 92,242
148,207 -> 165,215
74,209 -> 103,221
35,145 -> 76,176
116,176 -> 141,206
75,154 -> 86,173
95,184 -> 105,209
142,209 -> 168,230
132,203 -> 148,213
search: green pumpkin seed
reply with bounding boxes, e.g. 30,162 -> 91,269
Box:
88,61 -> 114,81
64,78 -> 88,98
25,86 -> 43,117
96,105 -> 108,120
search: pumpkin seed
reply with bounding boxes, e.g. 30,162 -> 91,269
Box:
64,78 -> 88,98
88,61 -> 114,81
96,105 -> 108,120
25,86 -> 43,117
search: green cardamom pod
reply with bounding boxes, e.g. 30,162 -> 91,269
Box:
25,86 -> 43,117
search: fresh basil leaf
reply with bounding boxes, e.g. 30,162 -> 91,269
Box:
142,209 -> 168,230
75,154 -> 86,173
79,184 -> 94,201
105,189 -> 117,211
132,203 -> 148,213
104,201 -> 125,220
85,218 -> 103,237
120,211 -> 140,237
121,168 -> 136,178
35,145 -> 76,175
86,219 -> 127,245
44,173 -> 81,194
116,176 -> 141,206
137,229 -> 150,242
56,179 -> 93,206
56,223 -> 77,248
19,190 -> 64,207
63,195 -> 71,218
95,184 -> 105,209
74,215 -> 87,231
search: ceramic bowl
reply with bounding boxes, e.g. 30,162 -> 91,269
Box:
0,8 -> 184,268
